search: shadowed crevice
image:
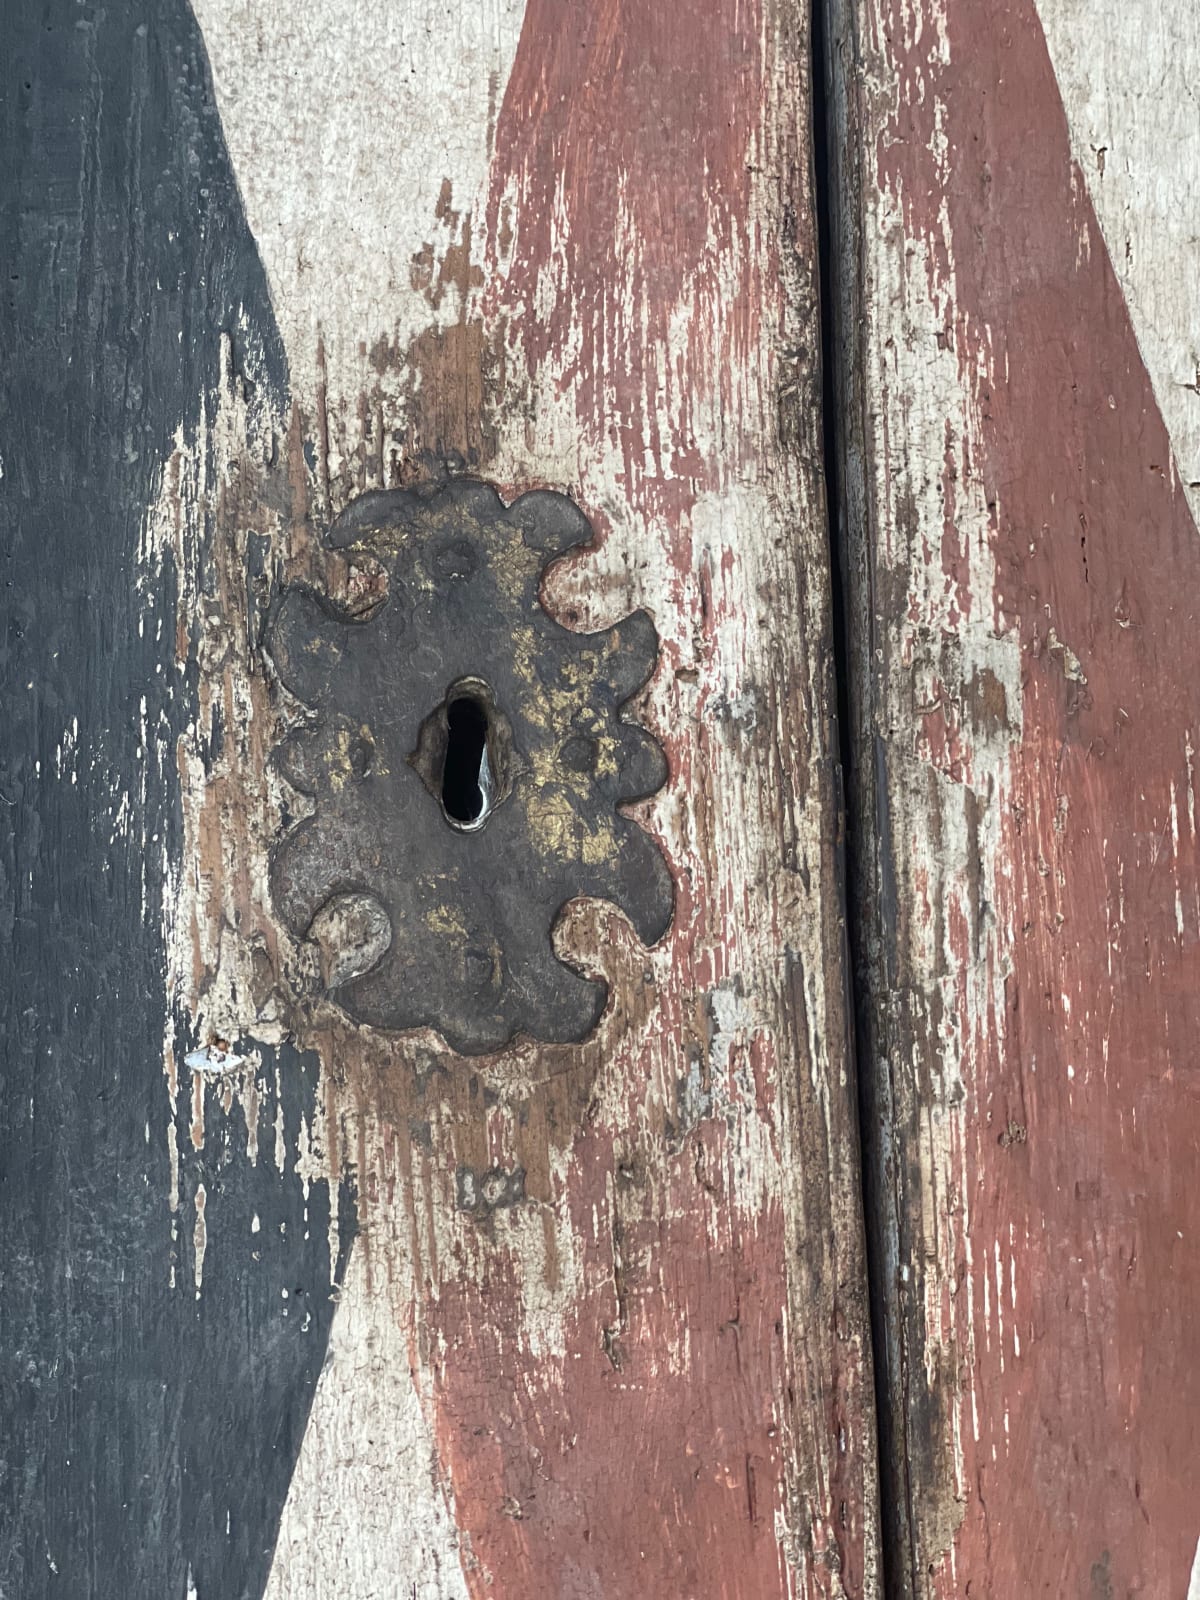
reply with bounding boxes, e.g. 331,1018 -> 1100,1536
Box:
810,0 -> 909,1593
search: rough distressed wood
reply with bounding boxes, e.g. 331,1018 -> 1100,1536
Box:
0,0 -> 880,1594
828,0 -> 1200,1592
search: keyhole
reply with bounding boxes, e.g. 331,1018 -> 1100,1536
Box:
441,695 -> 492,827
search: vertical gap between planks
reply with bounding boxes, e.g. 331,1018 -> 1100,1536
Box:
809,1 -> 908,1595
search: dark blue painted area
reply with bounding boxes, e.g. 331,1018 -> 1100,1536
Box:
0,3 -> 352,1594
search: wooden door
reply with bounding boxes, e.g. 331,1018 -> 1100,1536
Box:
828,0 -> 1200,1593
7,0 -> 1197,1595
1,0 -> 876,1595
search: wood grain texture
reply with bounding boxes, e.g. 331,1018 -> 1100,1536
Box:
162,0 -> 880,1595
828,0 -> 1200,1592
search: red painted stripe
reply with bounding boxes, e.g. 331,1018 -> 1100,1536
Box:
878,2 -> 1200,1591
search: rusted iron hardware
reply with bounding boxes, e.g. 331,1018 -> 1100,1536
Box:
265,478 -> 673,1054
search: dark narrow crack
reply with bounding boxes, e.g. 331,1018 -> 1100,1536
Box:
810,2 -> 907,1594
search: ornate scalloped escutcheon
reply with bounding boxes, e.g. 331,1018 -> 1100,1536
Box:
264,478 -> 673,1055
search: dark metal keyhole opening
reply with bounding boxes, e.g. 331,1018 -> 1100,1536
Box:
408,676 -> 513,829
442,695 -> 493,828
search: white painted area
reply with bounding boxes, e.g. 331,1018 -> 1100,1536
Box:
263,1244 -> 471,1600
190,0 -> 526,415
1037,0 -> 1200,518
181,2 -> 528,1586
1188,1534 -> 1200,1600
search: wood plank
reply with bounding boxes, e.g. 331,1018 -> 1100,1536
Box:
827,0 -> 1200,1592
14,0 -> 881,1593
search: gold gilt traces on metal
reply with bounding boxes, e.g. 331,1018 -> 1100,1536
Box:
264,476 -> 673,1055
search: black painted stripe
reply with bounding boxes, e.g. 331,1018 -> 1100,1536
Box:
0,4 -> 352,1595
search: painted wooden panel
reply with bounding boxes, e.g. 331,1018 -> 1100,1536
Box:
1,1 -> 878,1596
827,0 -> 1200,1593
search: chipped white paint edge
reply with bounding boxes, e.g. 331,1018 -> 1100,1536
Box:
263,1242 -> 473,1600
190,0 -> 527,420
1036,0 -> 1200,522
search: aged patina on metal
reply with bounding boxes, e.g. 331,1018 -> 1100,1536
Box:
265,477 -> 673,1054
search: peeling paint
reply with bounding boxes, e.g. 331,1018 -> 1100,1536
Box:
148,0 -> 884,1591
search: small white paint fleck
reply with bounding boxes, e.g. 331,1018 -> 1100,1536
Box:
273,1068 -> 287,1173
1046,627 -> 1087,684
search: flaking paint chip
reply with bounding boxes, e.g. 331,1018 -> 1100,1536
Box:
184,1042 -> 247,1075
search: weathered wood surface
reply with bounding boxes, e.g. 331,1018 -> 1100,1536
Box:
828,0 -> 1200,1593
17,0 -> 1196,1591
2,0 -> 878,1595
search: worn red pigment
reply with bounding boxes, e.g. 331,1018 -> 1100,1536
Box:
880,1 -> 1200,1592
484,0 -> 767,519
414,0 -> 870,1594
429,1128 -> 793,1598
